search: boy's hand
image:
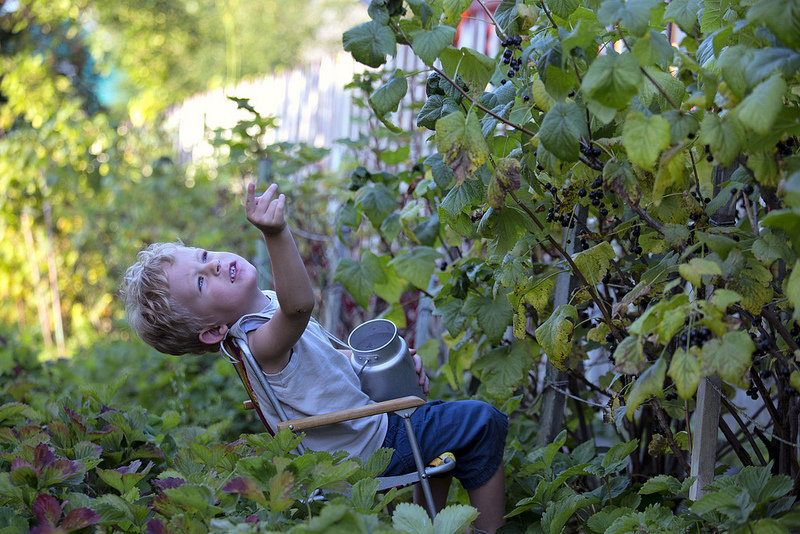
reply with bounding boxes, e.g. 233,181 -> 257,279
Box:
246,183 -> 286,236
410,349 -> 430,394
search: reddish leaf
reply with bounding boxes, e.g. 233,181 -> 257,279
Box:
60,507 -> 100,531
47,421 -> 71,448
222,476 -> 268,506
245,514 -> 260,523
152,477 -> 186,491
33,443 -> 57,469
32,493 -> 62,526
63,409 -> 87,434
146,518 -> 166,534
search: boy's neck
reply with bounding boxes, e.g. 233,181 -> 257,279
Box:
238,290 -> 271,322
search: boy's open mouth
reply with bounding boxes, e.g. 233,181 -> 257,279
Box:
229,262 -> 236,283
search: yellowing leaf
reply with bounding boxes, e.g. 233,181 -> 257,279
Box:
535,304 -> 578,371
668,348 -> 701,399
652,144 -> 686,206
627,357 -> 667,418
435,111 -> 490,185
572,241 -> 616,284
614,335 -> 645,375
701,331 -> 754,388
678,258 -> 722,287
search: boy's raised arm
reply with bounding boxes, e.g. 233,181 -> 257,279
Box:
244,183 -> 315,373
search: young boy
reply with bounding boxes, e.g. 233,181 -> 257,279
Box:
122,183 -> 507,533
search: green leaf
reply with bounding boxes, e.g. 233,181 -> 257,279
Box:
700,113 -> 745,167
622,112 -> 671,170
539,101 -> 587,162
434,504 -> 480,534
355,182 -> 396,228
387,246 -> 443,290
639,474 -> 683,495
342,20 -> 396,68
603,439 -> 640,471
747,0 -> 800,49
668,348 -> 701,399
441,0 -> 473,24
543,494 -> 599,534
392,502 -> 434,534
632,30 -> 676,67
762,209 -> 800,253
435,111 -> 490,185
369,70 -> 408,115
664,0 -> 701,32
701,330 -> 755,388
582,53 -> 643,109
472,341 -> 535,402
412,25 -> 457,66
439,47 -> 495,97
462,295 -> 514,345
597,0 -> 661,37
334,252 -> 385,308
627,357 -> 667,418
787,261 -> 800,323
736,74 -> 788,136
678,258 -> 722,287
535,304 -> 578,371
418,95 -> 461,130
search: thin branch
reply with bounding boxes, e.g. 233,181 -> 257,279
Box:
719,416 -> 754,467
508,190 -> 616,329
652,400 -> 692,475
476,0 -> 508,41
720,395 -> 768,466
617,30 -> 683,114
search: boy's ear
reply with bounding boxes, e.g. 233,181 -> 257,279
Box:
199,324 -> 229,345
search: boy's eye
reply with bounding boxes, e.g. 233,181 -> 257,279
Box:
199,250 -> 208,291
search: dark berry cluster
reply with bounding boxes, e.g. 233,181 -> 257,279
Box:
689,189 -> 711,206
679,321 -> 713,348
665,391 -> 679,401
499,35 -> 524,85
745,383 -> 759,400
629,225 -> 642,256
704,144 -> 713,163
776,137 -> 796,158
581,143 -> 602,158
543,182 -> 576,228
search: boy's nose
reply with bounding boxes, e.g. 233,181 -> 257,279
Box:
204,261 -> 221,276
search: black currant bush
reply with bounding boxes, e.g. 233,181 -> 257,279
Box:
339,0 -> 800,530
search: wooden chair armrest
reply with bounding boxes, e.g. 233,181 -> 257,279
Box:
277,396 -> 425,432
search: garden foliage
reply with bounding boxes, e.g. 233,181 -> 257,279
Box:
4,0 -> 800,531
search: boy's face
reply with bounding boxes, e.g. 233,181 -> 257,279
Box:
166,246 -> 265,335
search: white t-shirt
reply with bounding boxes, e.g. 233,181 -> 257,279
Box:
225,290 -> 388,461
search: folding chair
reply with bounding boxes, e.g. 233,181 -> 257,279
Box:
222,337 -> 456,518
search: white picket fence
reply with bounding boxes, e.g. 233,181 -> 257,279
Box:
165,2 -> 500,170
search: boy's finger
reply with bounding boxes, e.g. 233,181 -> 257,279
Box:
245,183 -> 256,214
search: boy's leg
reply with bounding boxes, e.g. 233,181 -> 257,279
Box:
467,465 -> 506,534
413,475 -> 452,513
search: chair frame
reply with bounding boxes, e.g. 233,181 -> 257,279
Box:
222,338 -> 454,517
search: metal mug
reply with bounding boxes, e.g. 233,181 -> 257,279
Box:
348,319 -> 426,402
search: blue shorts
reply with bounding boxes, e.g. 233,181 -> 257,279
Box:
379,400 -> 508,490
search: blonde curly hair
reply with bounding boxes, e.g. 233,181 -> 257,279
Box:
121,242 -> 219,355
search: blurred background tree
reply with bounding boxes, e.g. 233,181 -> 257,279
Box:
0,0 -> 361,361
